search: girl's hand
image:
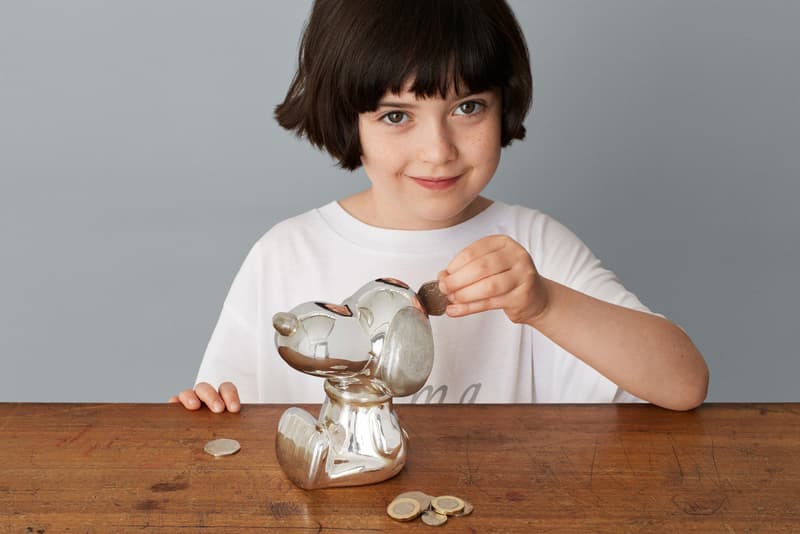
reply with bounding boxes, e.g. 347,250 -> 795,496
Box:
439,235 -> 550,325
168,381 -> 241,413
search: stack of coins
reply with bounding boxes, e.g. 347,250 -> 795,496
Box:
387,490 -> 473,526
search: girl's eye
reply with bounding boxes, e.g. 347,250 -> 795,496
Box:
381,111 -> 408,125
454,101 -> 484,116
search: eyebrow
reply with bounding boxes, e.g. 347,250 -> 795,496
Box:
375,91 -> 492,110
376,101 -> 416,109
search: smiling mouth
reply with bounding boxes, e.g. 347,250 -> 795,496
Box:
409,175 -> 462,190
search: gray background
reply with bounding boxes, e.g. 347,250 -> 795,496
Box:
1,1 -> 797,402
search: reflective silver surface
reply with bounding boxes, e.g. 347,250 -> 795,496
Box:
272,278 -> 435,489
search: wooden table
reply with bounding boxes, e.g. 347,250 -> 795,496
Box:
1,403 -> 798,532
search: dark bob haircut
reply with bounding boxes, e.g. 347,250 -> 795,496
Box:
275,0 -> 533,171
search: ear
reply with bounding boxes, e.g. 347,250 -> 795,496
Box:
374,306 -> 434,397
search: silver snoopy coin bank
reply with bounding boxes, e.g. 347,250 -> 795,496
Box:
272,278 -> 435,489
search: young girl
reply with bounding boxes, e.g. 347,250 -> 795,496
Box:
171,0 -> 708,412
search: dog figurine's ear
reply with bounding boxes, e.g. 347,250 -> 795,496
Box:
271,278 -> 435,489
342,278 -> 434,395
373,305 -> 434,396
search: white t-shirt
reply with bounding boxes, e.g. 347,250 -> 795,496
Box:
196,200 -> 651,404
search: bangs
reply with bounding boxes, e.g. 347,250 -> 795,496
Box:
343,0 -> 511,111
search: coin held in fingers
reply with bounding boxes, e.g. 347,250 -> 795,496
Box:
204,438 -> 241,457
417,280 -> 451,316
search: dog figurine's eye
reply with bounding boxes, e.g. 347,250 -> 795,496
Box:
315,302 -> 353,316
375,277 -> 410,290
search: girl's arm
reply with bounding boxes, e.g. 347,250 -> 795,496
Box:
440,235 -> 709,411
525,278 -> 708,410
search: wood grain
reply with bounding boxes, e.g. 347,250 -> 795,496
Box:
1,403 -> 798,532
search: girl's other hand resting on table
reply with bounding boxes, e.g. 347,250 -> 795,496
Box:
168,381 -> 241,413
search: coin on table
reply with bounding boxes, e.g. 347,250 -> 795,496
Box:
452,499 -> 474,517
421,510 -> 448,526
396,490 -> 433,512
387,497 -> 422,521
204,438 -> 241,457
431,495 -> 465,516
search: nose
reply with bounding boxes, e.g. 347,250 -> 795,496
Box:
417,120 -> 458,164
273,312 -> 298,336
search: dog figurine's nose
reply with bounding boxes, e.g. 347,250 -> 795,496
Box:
273,312 -> 298,336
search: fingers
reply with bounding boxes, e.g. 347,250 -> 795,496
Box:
447,270 -> 517,306
446,298 -> 499,317
442,253 -> 514,296
440,236 -> 528,297
439,235 -> 544,322
178,388 -> 203,411
218,382 -> 241,413
173,383 -> 241,413
195,382 -> 226,413
445,235 -> 509,274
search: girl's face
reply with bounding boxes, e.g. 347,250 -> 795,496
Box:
355,81 -> 502,230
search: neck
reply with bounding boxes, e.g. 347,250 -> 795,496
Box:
338,191 -> 493,230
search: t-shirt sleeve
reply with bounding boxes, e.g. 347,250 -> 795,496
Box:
194,242 -> 263,402
532,211 -> 655,403
534,212 -> 659,317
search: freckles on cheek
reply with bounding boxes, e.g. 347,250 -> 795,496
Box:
364,142 -> 397,169
357,118 -> 376,161
359,131 -> 391,164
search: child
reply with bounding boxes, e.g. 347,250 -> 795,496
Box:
170,0 -> 708,413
